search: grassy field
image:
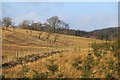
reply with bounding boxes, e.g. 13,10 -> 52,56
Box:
1,28 -> 119,78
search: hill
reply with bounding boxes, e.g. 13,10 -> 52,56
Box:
88,27 -> 118,40
2,27 -> 98,64
1,28 -> 119,78
70,27 -> 118,40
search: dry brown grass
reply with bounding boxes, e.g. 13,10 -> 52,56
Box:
2,28 -> 97,63
2,28 -> 117,78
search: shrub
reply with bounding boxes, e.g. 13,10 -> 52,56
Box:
81,66 -> 92,78
105,73 -> 114,79
108,59 -> 114,70
32,70 -> 48,79
90,42 -> 111,58
72,57 -> 82,70
56,72 -> 64,78
85,53 -> 94,67
46,59 -> 58,75
81,53 -> 94,78
17,60 -> 29,78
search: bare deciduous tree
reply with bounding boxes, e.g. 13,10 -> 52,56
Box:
46,16 -> 61,42
43,23 -> 53,39
19,20 -> 32,35
46,16 -> 70,43
46,16 -> 60,40
31,22 -> 42,31
19,20 -> 30,29
31,22 -> 43,39
47,16 -> 60,32
2,17 -> 12,30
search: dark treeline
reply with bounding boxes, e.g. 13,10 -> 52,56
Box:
88,27 -> 118,40
1,16 -> 118,40
61,27 -> 118,41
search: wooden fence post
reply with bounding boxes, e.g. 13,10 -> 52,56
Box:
16,51 -> 19,60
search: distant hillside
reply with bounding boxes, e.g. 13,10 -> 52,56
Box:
72,27 -> 118,40
88,27 -> 118,40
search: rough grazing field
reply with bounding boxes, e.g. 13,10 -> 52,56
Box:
1,28 -> 119,79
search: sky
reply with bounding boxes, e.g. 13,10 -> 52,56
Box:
2,2 -> 118,31
2,0 -> 120,2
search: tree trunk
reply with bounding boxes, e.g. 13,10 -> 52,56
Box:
6,26 -> 8,30
39,32 -> 42,39
53,34 -> 59,43
46,33 -> 51,39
